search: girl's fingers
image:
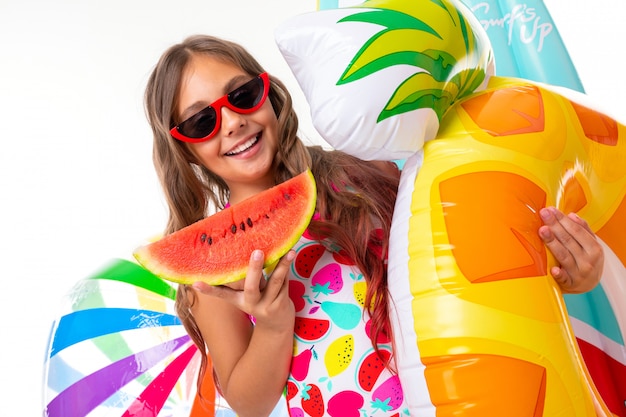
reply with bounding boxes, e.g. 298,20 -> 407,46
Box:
190,250 -> 266,310
550,265 -> 573,290
192,249 -> 296,314
262,250 -> 296,301
556,209 -> 596,244
539,210 -> 572,267
243,249 -> 295,308
242,250 -> 266,305
539,207 -> 604,293
567,212 -> 592,233
542,208 -> 581,248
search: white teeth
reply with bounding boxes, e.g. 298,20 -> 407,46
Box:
225,136 -> 258,156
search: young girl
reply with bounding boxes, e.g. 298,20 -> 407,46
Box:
143,35 -> 604,417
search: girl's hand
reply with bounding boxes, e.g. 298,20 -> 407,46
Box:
538,206 -> 604,294
191,249 -> 296,332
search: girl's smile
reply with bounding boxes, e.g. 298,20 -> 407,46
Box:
224,133 -> 260,157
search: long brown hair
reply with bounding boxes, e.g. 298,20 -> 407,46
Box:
144,34 -> 399,398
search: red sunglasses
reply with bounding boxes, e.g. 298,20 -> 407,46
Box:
170,72 -> 270,143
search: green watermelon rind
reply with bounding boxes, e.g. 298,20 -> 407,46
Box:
133,170 -> 317,285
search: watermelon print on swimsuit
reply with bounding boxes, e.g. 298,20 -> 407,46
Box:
286,233 -> 408,417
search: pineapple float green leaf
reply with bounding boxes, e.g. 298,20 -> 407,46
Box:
337,0 -> 491,122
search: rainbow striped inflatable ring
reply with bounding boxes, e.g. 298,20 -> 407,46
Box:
275,0 -> 626,415
42,259 -> 233,417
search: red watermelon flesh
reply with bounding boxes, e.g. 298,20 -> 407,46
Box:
133,170 -> 316,285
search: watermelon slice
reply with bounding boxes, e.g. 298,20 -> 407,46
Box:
134,170 -> 317,285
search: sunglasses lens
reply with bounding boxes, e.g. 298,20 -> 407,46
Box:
177,107 -> 217,139
228,76 -> 264,109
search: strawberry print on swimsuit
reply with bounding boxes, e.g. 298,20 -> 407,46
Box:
285,231 -> 409,417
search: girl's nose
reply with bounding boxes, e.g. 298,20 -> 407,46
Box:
220,106 -> 246,136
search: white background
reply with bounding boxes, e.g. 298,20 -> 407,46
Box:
0,1 -> 624,415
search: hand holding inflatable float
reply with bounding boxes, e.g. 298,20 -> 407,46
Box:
275,0 -> 626,415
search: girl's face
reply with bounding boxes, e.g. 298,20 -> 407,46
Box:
176,54 -> 279,203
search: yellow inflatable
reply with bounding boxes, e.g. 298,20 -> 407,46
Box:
392,76 -> 626,416
275,0 -> 626,415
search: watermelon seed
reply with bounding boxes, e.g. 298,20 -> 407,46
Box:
200,233 -> 207,243
284,193 -> 291,200
246,217 -> 253,228
231,224 -> 237,234
240,221 -> 246,231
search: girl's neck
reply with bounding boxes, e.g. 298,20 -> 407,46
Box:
228,180 -> 275,205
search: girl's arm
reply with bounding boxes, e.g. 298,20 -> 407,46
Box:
189,250 -> 296,417
539,206 -> 604,294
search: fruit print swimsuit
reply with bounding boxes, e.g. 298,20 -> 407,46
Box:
284,228 -> 409,417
